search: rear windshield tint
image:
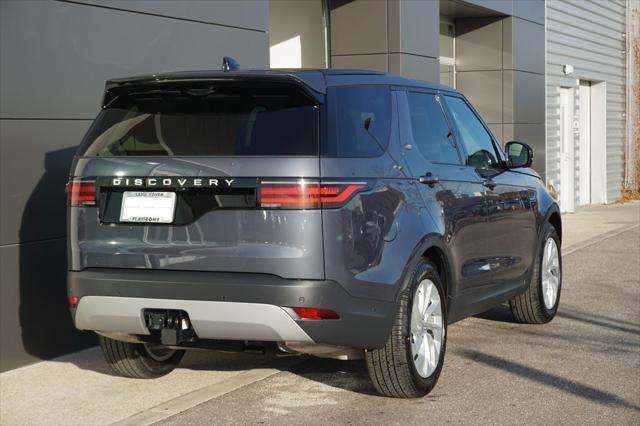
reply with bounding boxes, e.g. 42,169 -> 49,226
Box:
78,83 -> 319,156
324,85 -> 391,157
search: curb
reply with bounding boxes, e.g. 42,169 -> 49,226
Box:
563,223 -> 640,256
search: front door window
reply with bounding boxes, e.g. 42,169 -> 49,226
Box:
444,96 -> 501,172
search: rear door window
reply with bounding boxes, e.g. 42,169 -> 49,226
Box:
78,83 -> 319,156
324,85 -> 391,157
406,92 -> 461,165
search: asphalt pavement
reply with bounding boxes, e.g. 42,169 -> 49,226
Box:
1,203 -> 638,426
158,206 -> 640,426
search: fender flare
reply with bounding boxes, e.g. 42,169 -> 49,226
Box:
540,201 -> 562,245
392,233 -> 454,303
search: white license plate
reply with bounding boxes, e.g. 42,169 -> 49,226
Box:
120,191 -> 176,223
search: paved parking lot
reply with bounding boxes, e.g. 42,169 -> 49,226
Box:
1,203 -> 638,425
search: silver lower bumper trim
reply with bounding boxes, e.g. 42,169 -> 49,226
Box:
75,296 -> 313,343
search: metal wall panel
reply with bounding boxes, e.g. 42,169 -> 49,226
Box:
463,0 -> 512,16
546,0 -> 627,203
503,17 -> 545,74
0,120 -> 90,246
330,0 -> 439,83
456,17 -> 503,71
0,240 -> 96,372
0,0 -> 268,371
84,0 -> 268,31
451,2 -> 545,177
332,53 -> 389,72
388,53 -> 439,82
396,0 -> 439,58
513,0 -> 544,25
457,70 -> 503,124
0,1 -> 268,119
330,0 -> 388,55
504,70 -> 545,124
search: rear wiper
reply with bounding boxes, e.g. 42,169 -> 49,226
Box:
182,86 -> 217,97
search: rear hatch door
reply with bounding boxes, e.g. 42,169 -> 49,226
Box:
68,79 -> 324,279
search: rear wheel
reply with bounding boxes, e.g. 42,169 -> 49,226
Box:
509,222 -> 562,324
99,336 -> 185,379
365,260 -> 447,398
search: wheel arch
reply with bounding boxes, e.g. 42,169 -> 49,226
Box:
541,202 -> 562,245
394,234 -> 454,303
422,245 -> 451,300
548,211 -> 562,243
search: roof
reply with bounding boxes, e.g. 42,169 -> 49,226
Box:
104,68 -> 457,98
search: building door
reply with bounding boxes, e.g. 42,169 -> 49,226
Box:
559,87 -> 575,212
579,81 -> 592,205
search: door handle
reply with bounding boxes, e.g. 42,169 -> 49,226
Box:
482,179 -> 497,190
419,173 -> 440,187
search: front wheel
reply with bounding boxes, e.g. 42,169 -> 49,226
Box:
509,222 -> 562,324
99,336 -> 185,379
365,260 -> 447,398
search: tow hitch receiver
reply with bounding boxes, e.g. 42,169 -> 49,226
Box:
143,309 -> 195,345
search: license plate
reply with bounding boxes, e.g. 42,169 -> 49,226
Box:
120,191 -> 176,223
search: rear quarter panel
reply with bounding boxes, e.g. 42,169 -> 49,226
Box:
320,114 -> 442,302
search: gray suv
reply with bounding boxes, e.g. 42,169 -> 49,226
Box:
67,69 -> 562,398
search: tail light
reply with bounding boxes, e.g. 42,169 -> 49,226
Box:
259,180 -> 365,209
292,307 -> 340,320
66,179 -> 96,206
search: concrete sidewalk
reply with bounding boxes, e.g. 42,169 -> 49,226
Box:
1,202 -> 638,426
561,201 -> 640,253
0,348 -> 277,425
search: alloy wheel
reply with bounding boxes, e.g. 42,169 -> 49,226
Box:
410,279 -> 444,378
541,237 -> 561,309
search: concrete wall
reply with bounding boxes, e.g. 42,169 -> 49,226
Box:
0,0 -> 268,372
546,0 -> 628,204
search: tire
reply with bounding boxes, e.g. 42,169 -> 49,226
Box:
365,259 -> 447,398
509,222 -> 562,324
99,336 -> 185,379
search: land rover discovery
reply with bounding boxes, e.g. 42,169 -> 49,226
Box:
67,68 -> 562,398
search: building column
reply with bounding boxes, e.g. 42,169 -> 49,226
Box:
329,0 -> 440,83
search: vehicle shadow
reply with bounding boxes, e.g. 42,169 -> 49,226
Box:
51,345 -> 286,377
458,349 -> 640,413
59,343 -> 380,395
473,303 -> 519,323
13,147 -> 96,372
556,308 -> 640,335
474,303 -> 640,336
282,356 -> 379,396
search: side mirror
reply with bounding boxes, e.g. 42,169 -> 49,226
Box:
505,141 -> 534,168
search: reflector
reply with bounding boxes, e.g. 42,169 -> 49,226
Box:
292,307 -> 340,320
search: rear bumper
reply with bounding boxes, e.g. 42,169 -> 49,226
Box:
68,268 -> 396,349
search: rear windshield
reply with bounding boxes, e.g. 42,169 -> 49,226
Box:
78,83 -> 319,156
